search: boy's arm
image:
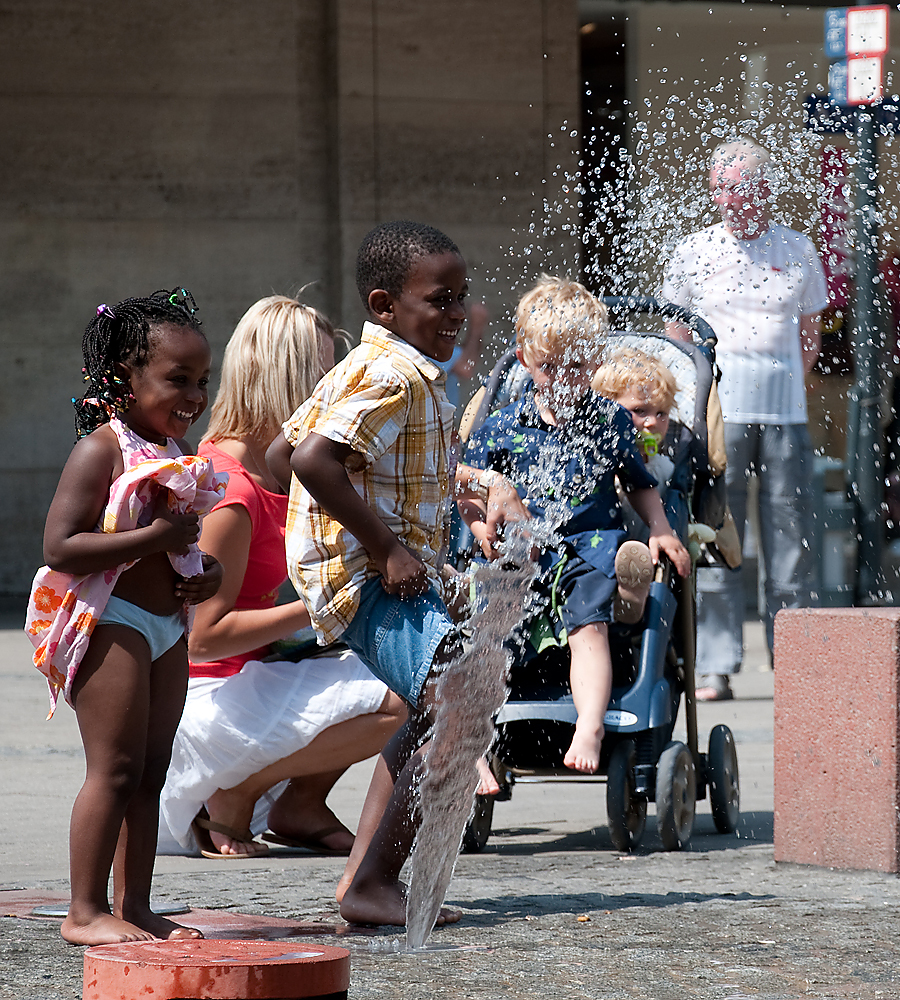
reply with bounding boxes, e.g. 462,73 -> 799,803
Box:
292,431 -> 428,597
265,430 -> 295,494
626,486 -> 691,578
455,463 -> 530,555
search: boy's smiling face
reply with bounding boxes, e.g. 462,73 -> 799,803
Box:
369,251 -> 468,363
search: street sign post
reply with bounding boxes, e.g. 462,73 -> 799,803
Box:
821,4 -> 891,600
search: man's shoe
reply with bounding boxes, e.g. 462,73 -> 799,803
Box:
695,674 -> 734,702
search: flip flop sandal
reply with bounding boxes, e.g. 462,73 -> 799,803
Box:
261,824 -> 354,856
192,813 -> 269,860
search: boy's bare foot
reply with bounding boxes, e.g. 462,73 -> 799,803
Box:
339,879 -> 462,928
564,724 -> 604,774
61,910 -> 156,946
475,757 -> 500,796
613,540 -> 653,624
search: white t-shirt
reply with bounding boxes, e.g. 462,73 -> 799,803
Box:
661,223 -> 829,424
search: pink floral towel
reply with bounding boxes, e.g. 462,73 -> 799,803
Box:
25,455 -> 227,717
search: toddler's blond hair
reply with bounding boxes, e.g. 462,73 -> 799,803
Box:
515,275 -> 608,368
592,347 -> 677,413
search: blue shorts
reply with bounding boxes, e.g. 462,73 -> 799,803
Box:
554,554 -> 617,632
340,577 -> 456,707
98,595 -> 185,661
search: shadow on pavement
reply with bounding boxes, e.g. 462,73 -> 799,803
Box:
463,888 -> 777,924
481,810 -> 773,856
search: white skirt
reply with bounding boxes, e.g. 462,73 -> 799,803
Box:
157,649 -> 388,854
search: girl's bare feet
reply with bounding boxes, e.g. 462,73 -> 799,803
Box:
121,904 -> 203,941
61,909 -> 156,946
339,878 -> 462,928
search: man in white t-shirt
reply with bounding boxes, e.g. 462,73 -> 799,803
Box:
662,139 -> 828,701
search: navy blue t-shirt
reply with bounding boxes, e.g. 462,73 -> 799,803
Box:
466,386 -> 657,569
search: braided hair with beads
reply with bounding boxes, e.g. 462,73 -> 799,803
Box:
74,288 -> 201,439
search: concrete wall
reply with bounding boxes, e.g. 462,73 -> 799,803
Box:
0,0 -> 580,596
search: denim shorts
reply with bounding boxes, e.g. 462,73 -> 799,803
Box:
340,577 -> 456,707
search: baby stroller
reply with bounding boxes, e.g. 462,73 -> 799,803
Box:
456,296 -> 740,853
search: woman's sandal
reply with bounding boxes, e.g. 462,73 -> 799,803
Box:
191,811 -> 270,860
260,824 -> 353,856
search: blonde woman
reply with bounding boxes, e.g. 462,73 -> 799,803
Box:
158,296 -> 405,858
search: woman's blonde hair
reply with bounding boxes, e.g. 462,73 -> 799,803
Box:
202,295 -> 335,444
592,347 -> 677,412
515,275 -> 609,368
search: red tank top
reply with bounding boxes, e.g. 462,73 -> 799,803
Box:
189,441 -> 290,679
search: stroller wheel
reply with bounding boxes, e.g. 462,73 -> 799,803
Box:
656,741 -> 696,851
606,739 -> 647,852
462,794 -> 494,853
707,724 -> 740,833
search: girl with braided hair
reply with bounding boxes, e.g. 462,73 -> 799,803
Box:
25,289 -> 225,945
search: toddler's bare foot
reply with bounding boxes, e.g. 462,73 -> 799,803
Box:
564,724 -> 604,774
61,909 -> 155,946
614,540 -> 653,624
475,757 -> 500,796
339,878 -> 461,928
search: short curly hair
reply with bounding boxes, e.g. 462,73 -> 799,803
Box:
515,274 -> 609,368
592,347 -> 677,412
355,221 -> 461,307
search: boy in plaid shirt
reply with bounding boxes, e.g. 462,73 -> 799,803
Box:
278,221 -> 525,927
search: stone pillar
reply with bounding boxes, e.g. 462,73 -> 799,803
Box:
774,607 -> 900,872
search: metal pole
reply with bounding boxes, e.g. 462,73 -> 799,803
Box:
852,101 -> 884,601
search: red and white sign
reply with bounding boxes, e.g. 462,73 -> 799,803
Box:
848,54 -> 884,104
846,5 -> 889,56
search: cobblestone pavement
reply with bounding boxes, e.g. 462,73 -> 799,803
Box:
3,620 -> 898,1000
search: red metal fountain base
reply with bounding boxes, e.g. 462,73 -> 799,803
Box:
82,939 -> 350,1000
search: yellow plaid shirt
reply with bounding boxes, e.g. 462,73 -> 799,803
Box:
284,322 -> 455,643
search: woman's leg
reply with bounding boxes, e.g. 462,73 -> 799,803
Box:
564,622 -> 613,774
203,691 -> 406,857
114,638 -> 202,940
61,625 -> 156,945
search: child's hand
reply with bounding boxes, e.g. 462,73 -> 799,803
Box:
380,541 -> 429,600
175,552 -> 223,605
650,531 -> 691,578
151,489 -> 200,555
483,475 -> 531,549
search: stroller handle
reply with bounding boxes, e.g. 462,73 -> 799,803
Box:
602,296 -> 717,362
